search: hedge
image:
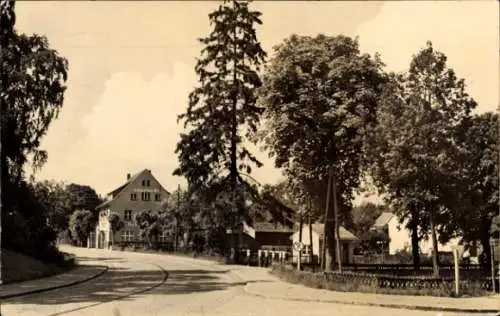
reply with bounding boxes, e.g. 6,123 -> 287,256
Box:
271,264 -> 498,297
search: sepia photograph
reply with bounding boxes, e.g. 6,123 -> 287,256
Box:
0,0 -> 499,315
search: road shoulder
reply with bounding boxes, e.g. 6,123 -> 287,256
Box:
229,265 -> 500,314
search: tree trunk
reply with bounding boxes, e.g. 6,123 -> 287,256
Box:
230,4 -> 240,264
323,167 -> 334,272
430,213 -> 440,277
298,215 -> 303,270
480,235 -> 492,269
410,213 -> 421,269
332,173 -> 342,272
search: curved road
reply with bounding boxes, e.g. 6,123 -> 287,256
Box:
0,247 -> 485,316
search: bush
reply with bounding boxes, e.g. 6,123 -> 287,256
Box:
270,265 -> 495,297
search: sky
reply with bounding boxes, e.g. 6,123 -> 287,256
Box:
15,1 -> 499,204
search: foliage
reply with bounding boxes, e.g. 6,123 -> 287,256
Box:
1,1 -> 68,261
68,210 -> 95,246
491,214 -> 500,238
109,212 -> 124,244
66,183 -> 103,213
357,230 -> 390,254
257,34 -> 387,270
442,112 -> 499,265
134,210 -> 163,243
365,42 -> 477,274
1,0 -> 68,183
350,202 -> 386,236
173,0 -> 267,233
28,181 -> 103,238
30,180 -> 72,234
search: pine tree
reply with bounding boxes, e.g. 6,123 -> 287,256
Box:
173,0 -> 267,254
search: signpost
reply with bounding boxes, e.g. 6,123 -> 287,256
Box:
294,241 -> 304,271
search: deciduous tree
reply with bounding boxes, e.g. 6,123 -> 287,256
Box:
69,210 -> 95,247
442,112 -> 499,266
258,34 -> 386,271
1,0 -> 68,259
366,42 -> 477,275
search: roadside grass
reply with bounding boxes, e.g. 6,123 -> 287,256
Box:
1,249 -> 75,285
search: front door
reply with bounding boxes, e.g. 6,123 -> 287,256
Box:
98,231 -> 105,249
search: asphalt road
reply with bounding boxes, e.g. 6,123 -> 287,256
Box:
0,247 -> 492,316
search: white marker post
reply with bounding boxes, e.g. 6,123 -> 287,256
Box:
451,245 -> 464,297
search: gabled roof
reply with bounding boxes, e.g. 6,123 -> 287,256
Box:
299,223 -> 358,241
373,212 -> 394,228
96,169 -> 168,210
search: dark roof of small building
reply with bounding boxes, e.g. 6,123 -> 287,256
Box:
373,212 -> 394,228
253,221 -> 294,233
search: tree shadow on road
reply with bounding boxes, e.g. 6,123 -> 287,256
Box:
3,268 -> 244,307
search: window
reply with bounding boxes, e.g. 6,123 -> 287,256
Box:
142,180 -> 151,187
159,231 -> 169,242
146,180 -> 151,186
141,192 -> 151,201
121,230 -> 133,242
124,210 -> 132,221
155,193 -> 161,201
130,193 -> 137,201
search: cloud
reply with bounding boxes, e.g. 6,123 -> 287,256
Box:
34,63 -> 195,194
39,62 -> 282,195
355,1 -> 499,113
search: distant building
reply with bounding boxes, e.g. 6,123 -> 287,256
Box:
372,212 -> 460,255
91,169 -> 170,249
291,223 -> 358,264
226,191 -> 296,253
227,221 -> 294,251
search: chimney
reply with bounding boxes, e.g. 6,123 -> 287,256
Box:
127,173 -> 131,180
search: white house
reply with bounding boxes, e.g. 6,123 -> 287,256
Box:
372,212 -> 460,255
92,169 -> 170,249
291,223 -> 358,264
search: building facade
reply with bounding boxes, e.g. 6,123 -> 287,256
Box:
291,223 -> 358,264
373,212 -> 460,256
93,169 -> 170,249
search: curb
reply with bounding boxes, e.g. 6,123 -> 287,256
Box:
229,270 -> 500,314
0,264 -> 109,300
243,287 -> 500,314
